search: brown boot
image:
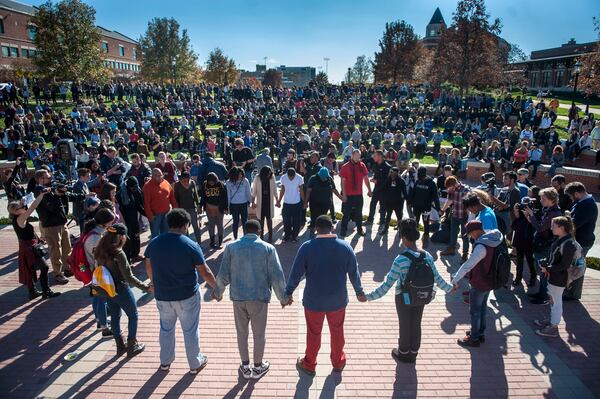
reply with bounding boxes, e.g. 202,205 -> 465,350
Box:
440,247 -> 456,256
127,338 -> 145,358
114,335 -> 127,357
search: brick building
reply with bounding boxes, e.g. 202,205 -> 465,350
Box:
510,39 -> 598,93
0,0 -> 141,79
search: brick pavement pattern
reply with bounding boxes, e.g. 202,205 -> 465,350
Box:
0,211 -> 599,398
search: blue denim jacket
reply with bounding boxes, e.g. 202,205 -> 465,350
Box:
215,234 -> 287,303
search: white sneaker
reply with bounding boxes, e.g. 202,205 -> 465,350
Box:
189,355 -> 208,374
239,363 -> 252,380
251,361 -> 270,379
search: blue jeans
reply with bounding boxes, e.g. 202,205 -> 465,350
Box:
186,208 -> 202,242
469,287 -> 490,341
92,295 -> 108,327
282,202 -> 303,239
150,212 -> 169,239
156,291 -> 203,369
107,285 -> 138,341
449,216 -> 468,254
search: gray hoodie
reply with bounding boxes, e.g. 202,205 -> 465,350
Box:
451,229 -> 503,285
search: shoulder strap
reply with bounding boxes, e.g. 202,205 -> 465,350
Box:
402,250 -> 425,263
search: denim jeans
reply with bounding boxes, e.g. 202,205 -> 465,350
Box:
92,295 -> 108,327
150,212 -> 169,239
469,287 -> 490,341
449,215 -> 468,254
547,283 -> 565,325
186,208 -> 202,242
282,201 -> 303,239
156,291 -> 203,369
230,203 -> 248,239
107,285 -> 138,341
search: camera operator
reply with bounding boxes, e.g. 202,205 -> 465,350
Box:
72,168 -> 95,234
511,193 -> 537,288
33,169 -> 95,284
524,188 -> 563,305
100,146 -> 126,186
489,171 -> 521,238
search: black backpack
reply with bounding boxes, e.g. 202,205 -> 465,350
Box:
486,240 -> 511,289
400,250 -> 435,306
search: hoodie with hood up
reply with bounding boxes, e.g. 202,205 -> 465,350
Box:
451,229 -> 503,290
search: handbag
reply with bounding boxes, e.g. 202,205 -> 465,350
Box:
32,234 -> 49,271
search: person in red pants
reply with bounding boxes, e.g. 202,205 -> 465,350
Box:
285,215 -> 366,376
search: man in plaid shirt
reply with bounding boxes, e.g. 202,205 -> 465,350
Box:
440,176 -> 471,261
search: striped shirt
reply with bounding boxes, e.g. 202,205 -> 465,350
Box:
366,249 -> 453,301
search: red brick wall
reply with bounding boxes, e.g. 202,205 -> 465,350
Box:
465,161 -> 600,194
0,7 -> 141,76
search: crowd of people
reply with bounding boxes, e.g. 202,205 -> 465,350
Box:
3,81 -> 599,379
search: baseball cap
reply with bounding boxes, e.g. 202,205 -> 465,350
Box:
464,220 -> 484,236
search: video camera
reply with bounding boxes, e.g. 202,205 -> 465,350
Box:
517,196 -> 541,213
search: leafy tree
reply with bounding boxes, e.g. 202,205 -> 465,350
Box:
314,71 -> 329,85
204,48 -> 239,85
432,0 -> 504,93
506,43 -> 527,64
347,55 -> 373,84
373,20 -> 422,84
32,0 -> 108,82
262,69 -> 282,87
140,18 -> 198,85
580,16 -> 600,95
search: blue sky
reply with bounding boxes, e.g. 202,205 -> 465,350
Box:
29,0 -> 600,83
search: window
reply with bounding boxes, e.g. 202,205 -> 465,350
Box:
4,46 -> 19,58
1,46 -> 8,57
119,45 -> 124,57
102,42 -> 109,53
430,29 -> 436,36
0,19 -> 4,34
133,48 -> 138,60
542,71 -> 550,87
555,70 -> 564,87
22,48 -> 28,58
530,72 -> 537,87
28,26 -> 37,40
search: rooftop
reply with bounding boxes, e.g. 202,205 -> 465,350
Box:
428,7 -> 445,25
530,39 -> 598,60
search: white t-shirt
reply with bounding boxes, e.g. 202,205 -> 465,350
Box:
280,174 -> 304,204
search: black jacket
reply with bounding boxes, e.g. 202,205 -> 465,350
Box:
410,177 -> 440,211
546,235 -> 577,287
372,161 -> 391,192
34,186 -> 85,228
382,176 -> 407,206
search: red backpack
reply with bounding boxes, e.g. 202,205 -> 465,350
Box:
68,231 -> 99,285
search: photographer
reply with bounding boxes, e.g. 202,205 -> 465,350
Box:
33,169 -> 94,284
490,171 -> 521,237
8,191 -> 60,300
100,146 -> 126,186
511,192 -> 537,288
524,188 -> 563,305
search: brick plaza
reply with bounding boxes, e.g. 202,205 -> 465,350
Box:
0,195 -> 599,398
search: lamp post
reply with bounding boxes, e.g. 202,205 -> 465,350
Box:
571,59 -> 582,107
